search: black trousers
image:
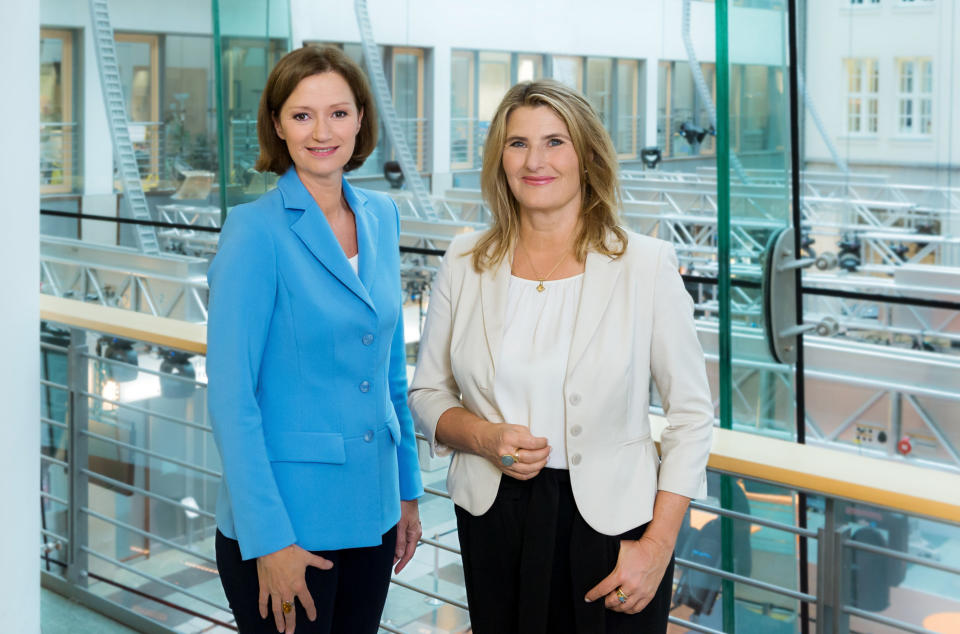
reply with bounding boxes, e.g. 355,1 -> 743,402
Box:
215,525 -> 397,634
455,469 -> 674,634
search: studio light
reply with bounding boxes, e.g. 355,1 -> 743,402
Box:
160,349 -> 196,399
101,337 -> 139,382
640,147 -> 662,169
383,160 -> 405,189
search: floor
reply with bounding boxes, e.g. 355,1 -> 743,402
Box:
42,588 -> 138,634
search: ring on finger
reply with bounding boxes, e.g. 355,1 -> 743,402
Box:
500,451 -> 521,467
616,587 -> 629,604
281,600 -> 293,614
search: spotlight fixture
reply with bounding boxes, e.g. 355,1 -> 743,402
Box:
101,337 -> 139,382
676,121 -> 715,149
383,161 -> 404,189
159,349 -> 196,399
640,147 -> 662,169
837,233 -> 862,273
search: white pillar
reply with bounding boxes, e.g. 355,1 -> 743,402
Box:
644,55 -> 660,152
0,2 -> 41,632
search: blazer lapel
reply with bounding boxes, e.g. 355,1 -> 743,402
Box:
343,178 -> 379,295
480,252 -> 512,374
282,170 -> 376,312
567,249 -> 622,371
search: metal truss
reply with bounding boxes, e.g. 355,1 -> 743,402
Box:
39,237 -> 208,322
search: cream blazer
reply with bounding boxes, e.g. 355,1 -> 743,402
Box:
408,229 -> 714,536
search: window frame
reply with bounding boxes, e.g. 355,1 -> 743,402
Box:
895,57 -> 933,137
40,28 -> 77,195
844,58 -> 879,136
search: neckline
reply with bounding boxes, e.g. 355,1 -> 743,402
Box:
510,273 -> 583,285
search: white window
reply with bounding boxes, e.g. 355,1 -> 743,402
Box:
848,0 -> 880,5
896,58 -> 933,135
844,59 -> 878,135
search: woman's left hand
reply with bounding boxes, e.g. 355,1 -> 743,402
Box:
393,499 -> 422,574
584,536 -> 673,614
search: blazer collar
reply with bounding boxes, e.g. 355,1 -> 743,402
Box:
479,243 -> 623,374
281,169 -> 379,312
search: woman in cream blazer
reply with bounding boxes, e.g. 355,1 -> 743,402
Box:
409,80 -> 713,634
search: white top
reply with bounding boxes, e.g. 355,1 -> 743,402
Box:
494,274 -> 583,470
348,253 -> 358,275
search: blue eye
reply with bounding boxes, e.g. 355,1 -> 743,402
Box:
508,140 -> 526,148
548,138 -> 564,146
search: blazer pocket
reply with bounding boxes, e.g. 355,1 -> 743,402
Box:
265,431 -> 346,464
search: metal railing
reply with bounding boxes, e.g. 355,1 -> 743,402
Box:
38,297 -> 960,633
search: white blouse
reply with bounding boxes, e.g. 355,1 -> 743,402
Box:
493,273 -> 583,470
348,253 -> 358,275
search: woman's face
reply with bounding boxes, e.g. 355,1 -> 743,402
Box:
501,105 -> 582,217
273,71 -> 362,184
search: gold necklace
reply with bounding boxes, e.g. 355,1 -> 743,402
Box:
519,240 -> 569,292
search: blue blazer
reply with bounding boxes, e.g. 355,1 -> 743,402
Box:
207,168 -> 424,560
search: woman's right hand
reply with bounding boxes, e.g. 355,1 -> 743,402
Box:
481,422 -> 550,480
256,544 -> 334,633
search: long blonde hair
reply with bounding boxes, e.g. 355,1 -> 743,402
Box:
470,79 -> 627,272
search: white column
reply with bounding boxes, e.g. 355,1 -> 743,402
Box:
0,2 -> 40,632
644,56 -> 660,152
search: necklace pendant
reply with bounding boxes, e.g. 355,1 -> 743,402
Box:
536,282 -> 546,292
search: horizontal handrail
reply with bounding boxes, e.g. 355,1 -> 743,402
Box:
41,294 -> 960,524
41,295 -> 206,355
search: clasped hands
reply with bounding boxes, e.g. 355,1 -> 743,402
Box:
481,422 -> 551,480
256,500 -> 421,633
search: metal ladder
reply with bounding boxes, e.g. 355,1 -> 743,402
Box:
88,0 -> 160,254
354,0 -> 438,220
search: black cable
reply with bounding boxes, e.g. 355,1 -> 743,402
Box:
40,209 -> 221,233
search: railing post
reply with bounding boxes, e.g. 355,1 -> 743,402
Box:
816,498 -> 851,634
66,327 -> 90,587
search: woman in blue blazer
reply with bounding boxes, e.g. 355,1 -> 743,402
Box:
206,46 -> 423,634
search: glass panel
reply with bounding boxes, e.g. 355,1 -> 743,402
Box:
393,49 -> 425,170
717,1 -> 797,627
215,0 -> 291,214
516,53 -> 543,82
40,29 -> 77,195
615,60 -> 639,156
451,51 -> 475,168
162,35 -> 216,193
477,51 -> 510,122
116,34 -> 161,190
585,57 -> 613,126
552,55 -> 582,90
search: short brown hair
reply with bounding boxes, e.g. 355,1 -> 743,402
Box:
255,45 -> 379,174
471,79 -> 626,272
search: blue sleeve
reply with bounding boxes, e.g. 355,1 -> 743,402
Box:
206,208 -> 297,559
388,200 -> 424,501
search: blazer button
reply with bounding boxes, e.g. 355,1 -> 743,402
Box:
570,453 -> 582,466
359,380 -> 370,393
569,425 -> 582,437
363,430 -> 374,443
568,393 -> 582,406
362,333 -> 374,346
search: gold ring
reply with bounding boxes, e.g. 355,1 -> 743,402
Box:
500,452 -> 521,467
616,587 -> 628,604
281,600 -> 293,614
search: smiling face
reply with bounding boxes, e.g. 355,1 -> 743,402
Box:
501,105 -> 583,218
273,71 -> 362,185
